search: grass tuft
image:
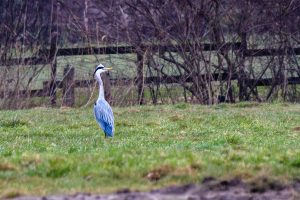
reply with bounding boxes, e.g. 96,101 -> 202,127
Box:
232,101 -> 261,108
46,158 -> 71,178
289,156 -> 300,168
224,133 -> 243,145
0,189 -> 24,199
292,126 -> 300,132
0,118 -> 28,128
145,165 -> 173,181
0,163 -> 17,171
169,114 -> 183,122
174,103 -> 189,109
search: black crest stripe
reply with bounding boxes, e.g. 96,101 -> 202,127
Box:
93,65 -> 104,75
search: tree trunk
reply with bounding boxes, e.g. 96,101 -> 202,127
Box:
136,52 -> 145,105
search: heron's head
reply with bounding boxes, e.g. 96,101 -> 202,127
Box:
94,64 -> 112,79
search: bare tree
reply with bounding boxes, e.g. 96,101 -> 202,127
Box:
0,0 -> 54,108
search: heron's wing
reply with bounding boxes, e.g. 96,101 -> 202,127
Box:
94,100 -> 114,137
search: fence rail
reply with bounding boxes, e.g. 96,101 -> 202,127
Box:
2,43 -> 300,66
2,71 -> 300,98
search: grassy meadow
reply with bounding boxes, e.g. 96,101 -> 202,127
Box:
1,102 -> 300,198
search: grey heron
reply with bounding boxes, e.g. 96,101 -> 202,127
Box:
93,64 -> 114,138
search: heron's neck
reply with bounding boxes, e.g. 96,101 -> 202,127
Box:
97,76 -> 105,100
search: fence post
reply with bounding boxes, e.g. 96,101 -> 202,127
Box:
43,81 -> 49,96
136,51 -> 145,105
62,66 -> 75,107
238,32 -> 248,101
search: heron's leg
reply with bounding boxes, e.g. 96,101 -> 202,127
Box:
105,134 -> 113,139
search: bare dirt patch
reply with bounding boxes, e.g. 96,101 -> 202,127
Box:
8,178 -> 300,200
292,126 -> 300,132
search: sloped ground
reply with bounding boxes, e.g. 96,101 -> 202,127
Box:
10,178 -> 300,200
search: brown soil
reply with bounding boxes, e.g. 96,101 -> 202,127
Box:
8,178 -> 300,200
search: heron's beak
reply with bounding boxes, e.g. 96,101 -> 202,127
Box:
104,67 -> 112,71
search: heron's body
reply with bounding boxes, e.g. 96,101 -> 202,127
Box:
94,99 -> 114,137
93,64 -> 114,137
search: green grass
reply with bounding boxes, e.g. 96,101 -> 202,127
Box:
1,102 -> 300,197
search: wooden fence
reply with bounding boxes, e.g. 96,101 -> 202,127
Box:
1,43 -> 300,106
